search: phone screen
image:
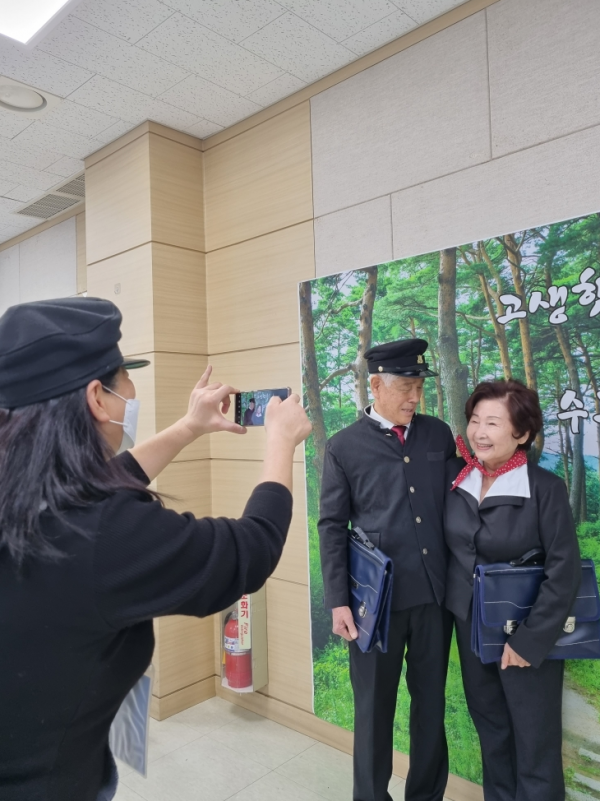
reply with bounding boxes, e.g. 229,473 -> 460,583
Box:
236,388 -> 290,426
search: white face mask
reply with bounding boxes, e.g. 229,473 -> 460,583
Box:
102,386 -> 140,455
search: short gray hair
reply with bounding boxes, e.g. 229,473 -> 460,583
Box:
370,372 -> 399,387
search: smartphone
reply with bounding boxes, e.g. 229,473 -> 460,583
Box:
235,388 -> 291,426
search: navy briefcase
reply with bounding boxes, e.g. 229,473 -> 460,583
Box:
472,551 -> 600,664
347,527 -> 393,653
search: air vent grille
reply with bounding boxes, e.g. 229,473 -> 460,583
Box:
15,172 -> 85,220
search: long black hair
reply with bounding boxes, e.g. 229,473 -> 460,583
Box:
0,368 -> 156,566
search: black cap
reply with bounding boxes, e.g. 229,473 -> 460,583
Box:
0,297 -> 150,408
364,338 -> 437,377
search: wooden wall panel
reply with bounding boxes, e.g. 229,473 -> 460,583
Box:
153,243 -> 207,355
76,212 -> 86,294
85,134 -> 151,265
208,343 -> 303,463
153,352 -> 210,462
156,458 -> 211,515
149,133 -> 204,253
211,460 -> 308,586
153,615 -> 214,697
206,222 -> 314,354
204,103 -> 313,251
263,578 -> 313,711
86,243 -> 154,355
124,352 -> 157,446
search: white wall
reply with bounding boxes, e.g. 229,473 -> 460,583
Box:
0,217 -> 77,316
310,0 -> 600,274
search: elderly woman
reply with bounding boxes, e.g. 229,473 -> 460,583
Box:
444,379 -> 580,801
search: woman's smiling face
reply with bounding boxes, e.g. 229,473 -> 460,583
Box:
466,397 -> 529,471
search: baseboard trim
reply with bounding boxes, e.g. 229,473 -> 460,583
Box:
151,675 -> 216,720
215,678 -> 483,801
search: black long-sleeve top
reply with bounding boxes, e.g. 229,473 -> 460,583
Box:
0,452 -> 293,801
444,457 -> 581,668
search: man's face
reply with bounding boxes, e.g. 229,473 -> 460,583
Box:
371,375 -> 424,426
249,401 -> 255,410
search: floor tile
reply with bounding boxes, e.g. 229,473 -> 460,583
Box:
209,714 -> 315,769
227,771 -> 326,801
147,716 -> 203,762
123,736 -> 269,801
115,757 -> 135,779
114,783 -> 146,801
276,742 -> 354,801
170,696 -> 261,735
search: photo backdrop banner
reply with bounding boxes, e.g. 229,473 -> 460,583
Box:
299,212 -> 600,789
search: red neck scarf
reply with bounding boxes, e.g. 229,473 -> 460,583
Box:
451,435 -> 528,491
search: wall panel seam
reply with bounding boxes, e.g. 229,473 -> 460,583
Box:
205,219 -> 314,256
207,341 -> 300,357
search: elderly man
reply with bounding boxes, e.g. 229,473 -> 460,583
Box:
318,339 -> 456,801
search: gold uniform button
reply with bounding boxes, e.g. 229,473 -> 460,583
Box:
416,516 -> 421,523
423,548 -> 428,555
409,486 -> 415,493
404,456 -> 410,463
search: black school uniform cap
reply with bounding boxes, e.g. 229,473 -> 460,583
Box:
0,297 -> 150,408
364,338 -> 438,377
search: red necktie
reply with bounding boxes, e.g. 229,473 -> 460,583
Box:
391,425 -> 406,445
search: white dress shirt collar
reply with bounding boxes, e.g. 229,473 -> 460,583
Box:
458,462 -> 530,502
366,404 -> 412,436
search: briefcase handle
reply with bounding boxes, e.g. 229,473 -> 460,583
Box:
350,527 -> 376,551
509,548 -> 545,567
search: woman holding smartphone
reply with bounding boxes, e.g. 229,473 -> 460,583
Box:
0,297 -> 311,801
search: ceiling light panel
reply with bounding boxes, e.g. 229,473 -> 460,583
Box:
0,0 -> 85,46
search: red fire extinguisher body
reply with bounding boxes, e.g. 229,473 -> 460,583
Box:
224,615 -> 252,689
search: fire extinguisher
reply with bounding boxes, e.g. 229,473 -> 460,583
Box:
223,611 -> 252,689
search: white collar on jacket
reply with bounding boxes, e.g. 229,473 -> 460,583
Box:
365,404 -> 412,437
458,462 -> 530,501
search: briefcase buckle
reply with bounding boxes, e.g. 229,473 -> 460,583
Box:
504,620 -> 518,635
358,601 -> 368,618
563,616 -> 576,634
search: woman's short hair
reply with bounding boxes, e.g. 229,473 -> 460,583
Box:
465,378 -> 543,451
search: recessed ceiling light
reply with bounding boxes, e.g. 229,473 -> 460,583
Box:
0,77 -> 62,117
0,84 -> 46,112
0,0 -> 85,47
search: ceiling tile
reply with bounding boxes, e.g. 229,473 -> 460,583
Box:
159,74 -> 262,127
342,9 -> 416,56
160,0 -> 285,43
0,180 -> 19,196
0,195 -> 30,213
137,13 -> 283,95
277,0 -> 398,42
39,100 -> 120,138
0,160 -> 60,191
0,40 -> 93,96
0,135 -> 61,171
92,120 -> 137,147
45,156 -> 85,177
39,16 -> 190,97
392,0 -> 467,24
242,12 -> 355,83
69,75 -> 201,130
2,185 -> 43,203
0,112 -> 36,139
73,0 -> 175,44
12,121 -> 99,159
185,119 -> 224,138
246,72 -> 306,106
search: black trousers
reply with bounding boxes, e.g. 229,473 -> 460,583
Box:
455,615 -> 565,801
349,603 -> 453,801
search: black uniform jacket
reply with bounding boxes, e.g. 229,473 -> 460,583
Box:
444,457 -> 581,668
318,411 -> 456,611
0,452 -> 293,801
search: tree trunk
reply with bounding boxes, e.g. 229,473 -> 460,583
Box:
555,374 -> 570,493
424,329 -> 445,420
299,280 -> 328,478
354,267 -> 377,413
576,332 -> 600,485
410,318 -> 427,414
438,247 -> 469,441
504,233 -> 543,460
477,271 -> 512,379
